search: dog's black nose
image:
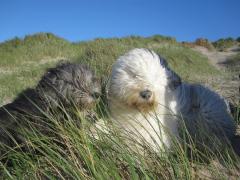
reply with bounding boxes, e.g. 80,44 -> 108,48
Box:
140,90 -> 152,100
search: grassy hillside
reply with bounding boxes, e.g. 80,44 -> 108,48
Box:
0,33 -> 219,105
1,33 -> 239,179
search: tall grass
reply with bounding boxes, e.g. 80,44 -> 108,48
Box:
0,101 -> 239,179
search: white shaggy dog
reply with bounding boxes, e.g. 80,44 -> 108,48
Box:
108,48 -> 236,152
108,48 -> 180,151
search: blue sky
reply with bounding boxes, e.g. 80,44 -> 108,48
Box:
1,0 -> 240,42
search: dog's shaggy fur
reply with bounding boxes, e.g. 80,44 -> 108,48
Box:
108,48 -> 180,151
0,62 -> 101,152
172,83 -> 236,151
108,48 -> 236,152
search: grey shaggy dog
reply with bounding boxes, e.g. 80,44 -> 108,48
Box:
0,62 -> 101,154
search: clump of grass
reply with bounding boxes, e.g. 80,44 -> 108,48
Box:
181,38 -> 215,51
194,38 -> 215,51
212,37 -> 238,51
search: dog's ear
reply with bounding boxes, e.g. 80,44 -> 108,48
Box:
158,55 -> 182,89
167,70 -> 182,90
159,56 -> 168,68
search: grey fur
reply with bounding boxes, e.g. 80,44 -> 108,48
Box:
157,55 -> 236,141
0,62 -> 101,153
164,62 -> 236,152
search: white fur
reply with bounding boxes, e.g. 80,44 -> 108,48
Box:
108,48 -> 236,152
108,48 -> 179,151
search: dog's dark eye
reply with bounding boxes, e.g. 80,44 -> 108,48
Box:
126,69 -> 138,78
92,92 -> 101,99
130,73 -> 139,79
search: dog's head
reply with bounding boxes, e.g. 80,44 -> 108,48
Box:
109,48 -> 181,112
37,62 -> 101,109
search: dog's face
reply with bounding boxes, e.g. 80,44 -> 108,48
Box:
109,49 -> 170,112
71,69 -> 101,109
38,63 -> 101,109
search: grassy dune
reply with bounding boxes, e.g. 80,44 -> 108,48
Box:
0,33 -> 239,179
0,33 -> 219,105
